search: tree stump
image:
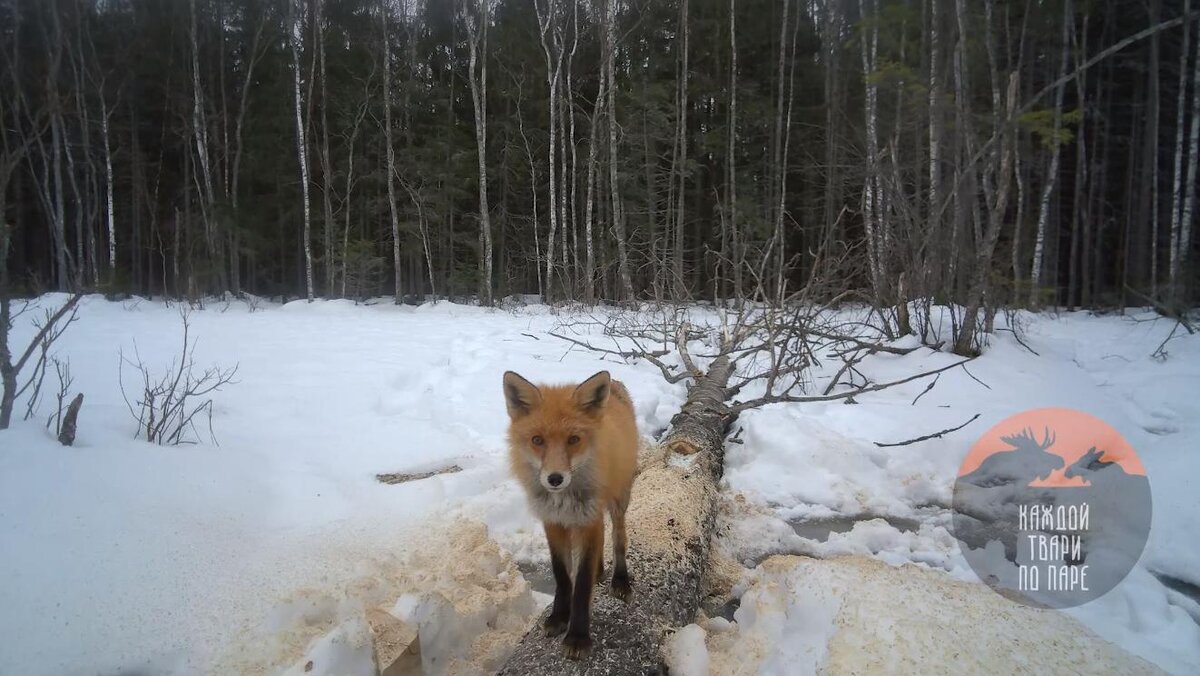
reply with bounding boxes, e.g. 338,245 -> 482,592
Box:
498,356 -> 735,675
57,393 -> 83,446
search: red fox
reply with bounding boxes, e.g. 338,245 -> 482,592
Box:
503,370 -> 639,660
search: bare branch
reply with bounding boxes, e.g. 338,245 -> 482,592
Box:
873,413 -> 982,448
732,356 -> 978,412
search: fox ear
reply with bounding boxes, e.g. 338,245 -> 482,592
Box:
574,371 -> 611,413
503,371 -> 541,418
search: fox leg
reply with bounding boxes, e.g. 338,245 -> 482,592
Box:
610,492 -> 632,601
563,517 -> 604,659
543,523 -> 572,636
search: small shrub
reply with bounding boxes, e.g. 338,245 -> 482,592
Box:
119,308 -> 238,446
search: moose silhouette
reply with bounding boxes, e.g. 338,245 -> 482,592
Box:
960,427 -> 1064,488
1064,447 -> 1130,487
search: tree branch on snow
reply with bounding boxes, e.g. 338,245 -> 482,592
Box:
873,413 -> 981,448
1151,319 -> 1190,362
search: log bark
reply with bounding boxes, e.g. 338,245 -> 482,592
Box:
57,393 -> 83,446
498,356 -> 734,675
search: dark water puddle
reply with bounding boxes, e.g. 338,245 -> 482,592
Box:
788,513 -> 922,542
516,561 -> 557,596
702,596 -> 741,621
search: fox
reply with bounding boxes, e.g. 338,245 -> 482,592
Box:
503,369 -> 639,660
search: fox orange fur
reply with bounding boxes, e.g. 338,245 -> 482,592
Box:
503,370 -> 639,660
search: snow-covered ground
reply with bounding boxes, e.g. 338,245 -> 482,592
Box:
1,295 -> 1197,674
708,308 -> 1200,674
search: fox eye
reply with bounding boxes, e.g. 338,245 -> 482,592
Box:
531,435 -> 544,446
567,435 -> 580,445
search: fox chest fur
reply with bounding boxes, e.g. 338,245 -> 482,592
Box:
518,459 -> 601,527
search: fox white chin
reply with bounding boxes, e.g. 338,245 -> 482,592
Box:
525,463 -> 599,527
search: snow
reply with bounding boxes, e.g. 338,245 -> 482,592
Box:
663,624 -> 710,676
1,296 -> 1197,674
716,309 -> 1200,674
677,555 -> 1162,675
0,294 -> 680,675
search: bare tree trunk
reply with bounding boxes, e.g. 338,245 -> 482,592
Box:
1176,10 -> 1200,301
583,39 -> 607,302
1146,0 -> 1162,295
0,224 -> 12,428
773,2 -> 800,301
1169,0 -> 1192,294
558,74 -> 570,295
954,73 -> 1019,356
516,83 -> 543,298
536,0 -> 563,302
1029,0 -> 1071,306
1067,12 -> 1088,309
607,0 -> 634,302
229,12 -> 266,297
100,95 -> 116,278
565,0 -> 579,295
465,0 -> 494,305
672,0 -> 690,298
62,101 -> 86,289
289,0 -> 314,301
380,0 -> 402,304
928,0 -> 944,282
726,0 -> 741,299
316,0 -> 336,296
859,0 -> 883,301
190,0 -> 217,278
821,0 -> 841,254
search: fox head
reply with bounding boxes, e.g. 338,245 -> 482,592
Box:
503,370 -> 612,493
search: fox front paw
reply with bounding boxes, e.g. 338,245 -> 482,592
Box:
562,633 -> 592,660
611,571 -> 633,602
544,612 -> 569,637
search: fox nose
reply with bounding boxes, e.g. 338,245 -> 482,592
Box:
547,473 -> 564,487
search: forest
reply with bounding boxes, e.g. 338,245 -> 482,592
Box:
0,0 -> 1197,326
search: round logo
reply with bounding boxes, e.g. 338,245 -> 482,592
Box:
951,408 -> 1151,608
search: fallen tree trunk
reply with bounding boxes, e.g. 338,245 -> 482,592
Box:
498,356 -> 735,675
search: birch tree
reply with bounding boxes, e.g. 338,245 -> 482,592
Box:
190,0 -> 217,274
1028,0 -> 1072,306
289,0 -> 315,301
859,0 -> 883,300
1170,3 -> 1198,298
100,89 -> 116,277
464,0 -> 494,304
928,0 -> 944,273
535,0 -> 564,301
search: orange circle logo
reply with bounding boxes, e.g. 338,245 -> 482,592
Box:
952,408 -> 1151,608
